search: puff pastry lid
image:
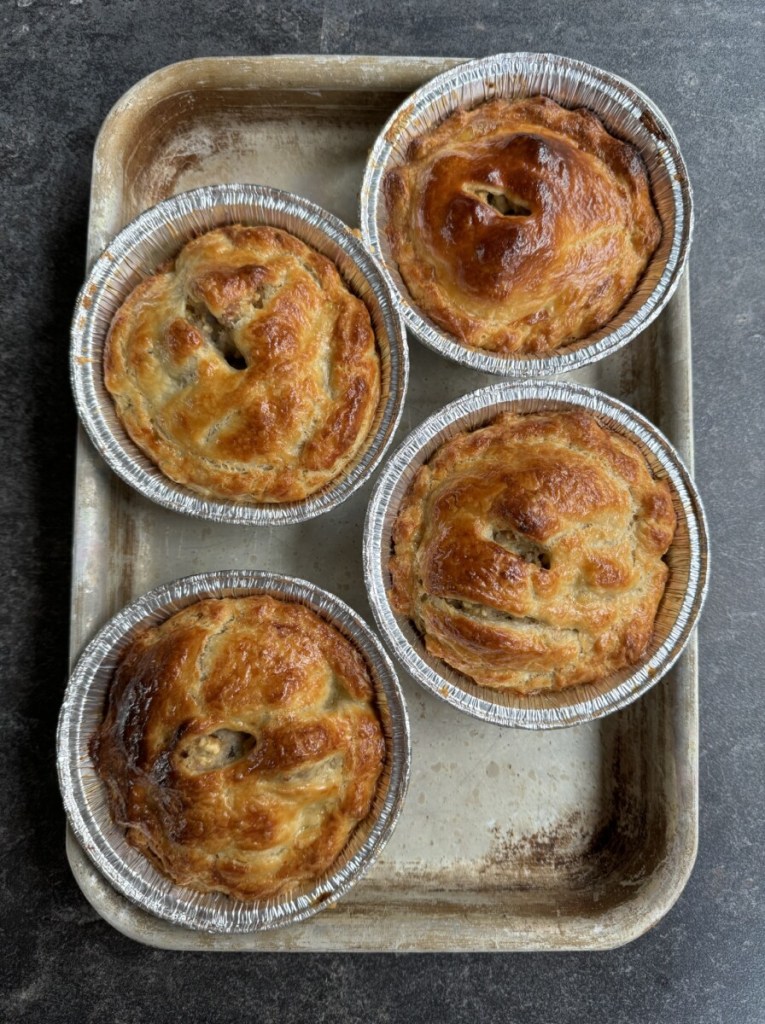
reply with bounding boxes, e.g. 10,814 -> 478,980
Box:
384,97 -> 661,356
104,225 -> 381,503
90,596 -> 385,900
390,410 -> 676,693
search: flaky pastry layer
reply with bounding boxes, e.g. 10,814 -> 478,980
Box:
104,225 -> 381,502
91,596 -> 385,900
384,97 -> 661,355
390,410 -> 676,693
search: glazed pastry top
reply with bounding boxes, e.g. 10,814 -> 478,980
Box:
384,97 -> 661,355
390,410 -> 676,692
105,224 -> 381,502
91,595 -> 385,900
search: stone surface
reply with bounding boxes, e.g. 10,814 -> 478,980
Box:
1,1 -> 763,1021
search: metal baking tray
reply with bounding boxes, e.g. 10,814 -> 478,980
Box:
67,54 -> 699,952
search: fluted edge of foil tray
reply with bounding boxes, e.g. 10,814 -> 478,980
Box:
361,51 -> 692,377
71,184 -> 408,524
57,570 -> 411,932
364,379 -> 709,728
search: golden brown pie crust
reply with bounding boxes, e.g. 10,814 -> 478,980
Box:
384,96 -> 661,356
90,595 -> 385,900
389,410 -> 676,693
104,224 -> 381,503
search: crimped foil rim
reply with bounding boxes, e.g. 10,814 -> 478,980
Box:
70,184 -> 408,525
361,52 -> 693,377
57,571 -> 411,932
364,381 -> 709,728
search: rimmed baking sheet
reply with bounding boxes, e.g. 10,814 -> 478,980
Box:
67,54 -> 699,952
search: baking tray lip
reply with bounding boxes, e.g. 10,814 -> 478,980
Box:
68,51 -> 701,952
64,755 -> 698,951
70,182 -> 409,525
364,378 -> 709,728
57,569 -> 411,934
360,50 -> 694,378
94,52 -> 465,116
88,54 -> 472,210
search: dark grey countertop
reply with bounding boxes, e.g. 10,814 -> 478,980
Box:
2,1 -> 763,1021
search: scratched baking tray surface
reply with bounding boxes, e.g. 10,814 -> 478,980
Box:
67,55 -> 698,951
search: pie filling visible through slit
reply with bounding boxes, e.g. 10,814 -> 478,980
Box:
90,595 -> 386,900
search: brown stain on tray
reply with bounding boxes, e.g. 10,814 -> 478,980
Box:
106,475 -> 138,616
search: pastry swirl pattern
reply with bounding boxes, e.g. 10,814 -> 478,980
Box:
384,97 -> 661,356
91,596 -> 385,900
389,410 -> 676,692
105,225 -> 381,502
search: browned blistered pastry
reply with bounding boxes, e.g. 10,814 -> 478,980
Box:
389,410 -> 676,693
384,96 -> 661,356
91,596 -> 385,900
104,225 -> 381,502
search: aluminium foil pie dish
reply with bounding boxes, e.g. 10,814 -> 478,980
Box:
363,380 -> 709,728
361,52 -> 693,377
57,570 -> 411,932
71,184 -> 408,524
